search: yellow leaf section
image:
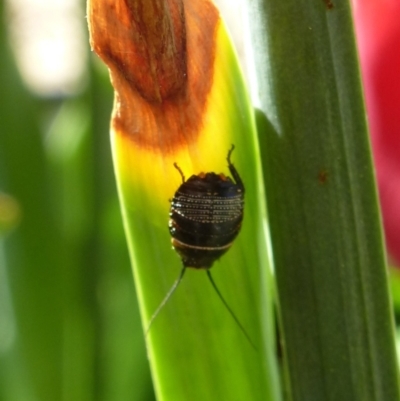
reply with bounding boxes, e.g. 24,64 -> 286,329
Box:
112,22 -> 238,224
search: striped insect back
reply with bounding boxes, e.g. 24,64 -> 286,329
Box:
171,187 -> 243,225
147,146 -> 255,349
169,169 -> 244,268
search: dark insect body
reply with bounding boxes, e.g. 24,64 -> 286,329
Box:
169,145 -> 244,268
146,146 -> 255,350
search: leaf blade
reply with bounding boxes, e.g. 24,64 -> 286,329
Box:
247,0 -> 400,399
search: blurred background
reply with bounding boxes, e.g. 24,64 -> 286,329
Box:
351,0 -> 400,333
0,0 -> 399,400
0,0 -> 155,400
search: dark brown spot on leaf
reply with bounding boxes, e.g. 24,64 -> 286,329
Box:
318,169 -> 328,184
323,0 -> 334,10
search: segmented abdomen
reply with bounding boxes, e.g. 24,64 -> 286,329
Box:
171,191 -> 243,224
169,190 -> 244,268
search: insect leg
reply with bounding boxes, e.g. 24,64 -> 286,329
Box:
206,270 -> 256,350
146,265 -> 187,335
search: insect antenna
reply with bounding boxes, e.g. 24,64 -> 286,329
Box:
206,270 -> 257,351
173,162 -> 185,183
146,266 -> 187,335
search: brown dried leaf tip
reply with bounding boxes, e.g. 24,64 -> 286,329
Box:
87,0 -> 220,152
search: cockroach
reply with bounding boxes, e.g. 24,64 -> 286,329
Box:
147,146 -> 255,349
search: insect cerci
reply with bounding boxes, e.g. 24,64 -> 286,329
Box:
147,145 -> 255,349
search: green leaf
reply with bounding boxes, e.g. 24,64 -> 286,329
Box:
108,17 -> 281,401
246,0 -> 400,399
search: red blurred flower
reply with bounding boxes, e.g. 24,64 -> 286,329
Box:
353,0 -> 400,265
